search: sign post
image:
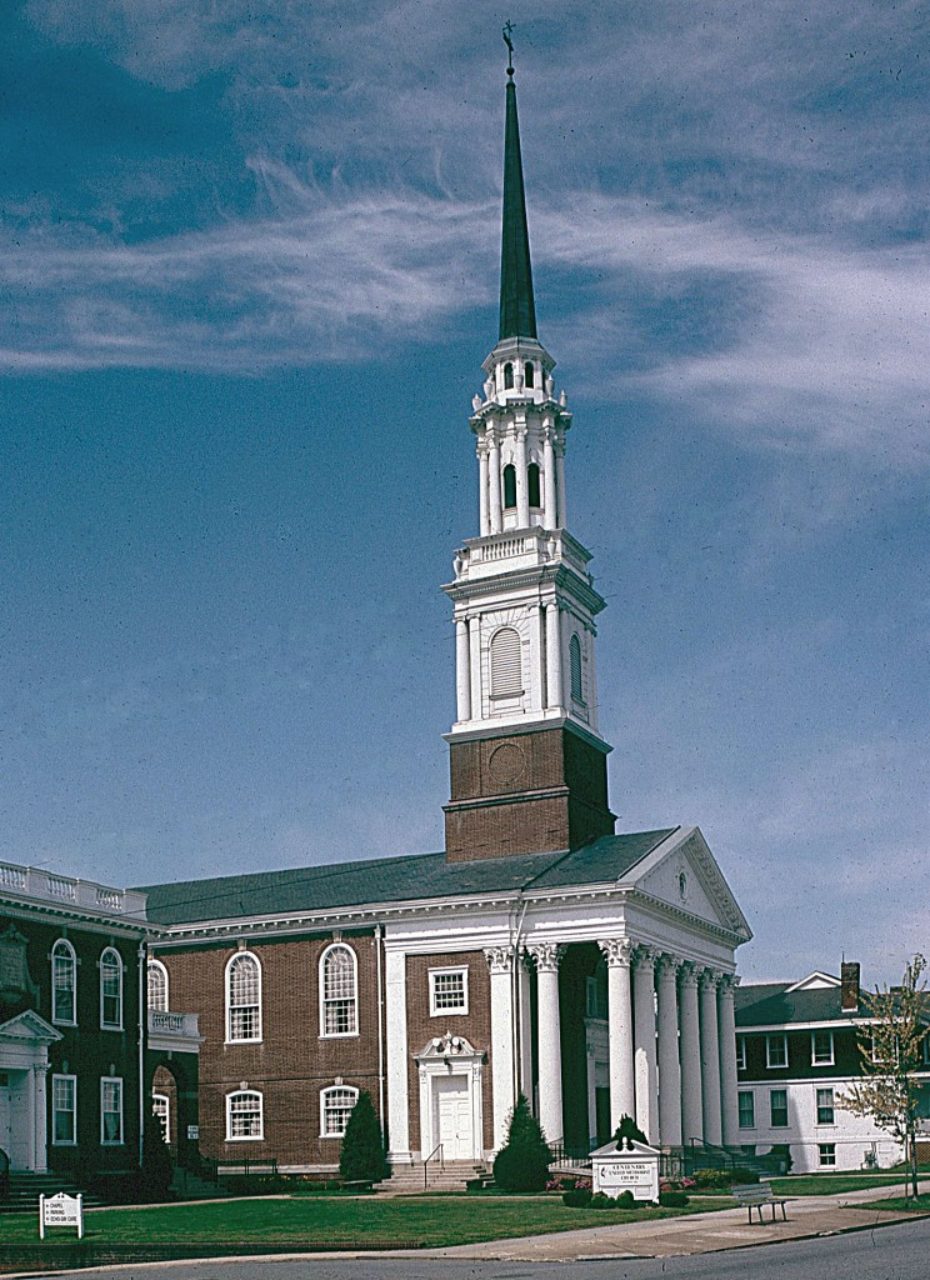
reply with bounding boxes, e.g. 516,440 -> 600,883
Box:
39,1192 -> 84,1240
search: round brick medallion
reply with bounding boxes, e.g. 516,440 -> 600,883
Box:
488,742 -> 526,787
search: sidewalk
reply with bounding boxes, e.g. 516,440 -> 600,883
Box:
415,1180 -> 930,1261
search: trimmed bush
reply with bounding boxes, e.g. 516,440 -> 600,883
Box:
493,1094 -> 551,1193
339,1091 -> 389,1184
562,1187 -> 593,1207
693,1167 -> 734,1190
659,1190 -> 689,1207
615,1189 -> 635,1208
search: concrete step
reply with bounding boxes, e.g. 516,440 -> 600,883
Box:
0,1172 -> 105,1215
384,1161 -> 488,1194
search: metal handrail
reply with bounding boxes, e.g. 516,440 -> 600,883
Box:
423,1142 -> 444,1189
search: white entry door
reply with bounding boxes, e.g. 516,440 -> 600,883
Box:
435,1076 -> 472,1160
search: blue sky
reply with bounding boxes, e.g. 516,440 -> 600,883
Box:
1,1 -> 926,984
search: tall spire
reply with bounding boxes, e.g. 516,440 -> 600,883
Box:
498,31 -> 537,341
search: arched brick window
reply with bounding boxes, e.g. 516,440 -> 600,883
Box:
100,947 -> 123,1029
147,959 -> 169,1012
320,944 -> 358,1037
51,939 -> 77,1026
226,951 -> 262,1042
320,1084 -> 359,1137
226,1090 -> 263,1140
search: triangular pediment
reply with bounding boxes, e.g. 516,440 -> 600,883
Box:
621,827 -> 752,941
786,971 -> 840,992
0,1009 -> 63,1044
415,1031 -> 483,1063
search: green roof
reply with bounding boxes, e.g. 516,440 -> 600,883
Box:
735,982 -> 855,1026
139,829 -> 677,927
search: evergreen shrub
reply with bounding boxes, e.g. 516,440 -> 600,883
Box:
493,1094 -> 551,1192
339,1091 -> 389,1184
659,1190 -> 689,1207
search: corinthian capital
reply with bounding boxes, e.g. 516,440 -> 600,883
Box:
700,967 -> 722,991
597,937 -> 633,968
718,973 -> 739,995
484,946 -> 514,975
634,944 -> 657,971
655,952 -> 682,979
526,942 -> 565,974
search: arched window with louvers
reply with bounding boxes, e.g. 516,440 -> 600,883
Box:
569,633 -> 584,704
490,626 -> 522,698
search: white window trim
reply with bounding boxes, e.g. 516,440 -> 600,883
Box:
99,946 -> 124,1031
818,1142 -> 837,1167
147,958 -> 169,1013
319,943 -> 359,1040
429,966 -> 469,1017
815,1087 -> 836,1126
51,938 -> 77,1028
737,1089 -> 755,1129
51,1073 -> 77,1146
320,1084 -> 359,1139
735,1036 -> 747,1071
152,1092 -> 170,1145
100,1076 -> 124,1146
811,1029 -> 834,1066
225,950 -> 263,1045
766,1033 -> 788,1069
769,1088 -> 789,1127
226,1089 -> 264,1142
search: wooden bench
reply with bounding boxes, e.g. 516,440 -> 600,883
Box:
215,1158 -> 278,1178
732,1182 -> 792,1224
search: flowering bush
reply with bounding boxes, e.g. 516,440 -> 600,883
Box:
660,1177 -> 696,1192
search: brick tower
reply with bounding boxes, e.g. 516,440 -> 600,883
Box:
443,52 -> 615,862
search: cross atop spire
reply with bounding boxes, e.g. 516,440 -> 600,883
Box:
498,29 -> 537,341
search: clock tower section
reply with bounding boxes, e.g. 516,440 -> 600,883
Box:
443,59 -> 615,862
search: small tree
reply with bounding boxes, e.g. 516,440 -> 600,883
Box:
613,1113 -> 648,1151
138,1105 -> 173,1202
839,954 -> 929,1199
493,1094 -> 551,1192
339,1091 -> 389,1184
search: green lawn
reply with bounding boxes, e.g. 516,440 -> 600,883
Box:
854,1193 -> 930,1214
0,1194 -> 733,1251
769,1173 -> 913,1197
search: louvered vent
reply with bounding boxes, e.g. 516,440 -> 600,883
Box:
569,633 -> 584,703
490,627 -> 523,696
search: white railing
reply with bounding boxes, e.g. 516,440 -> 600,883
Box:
480,537 -> 526,561
148,1010 -> 201,1041
0,863 -> 28,891
0,862 -> 146,918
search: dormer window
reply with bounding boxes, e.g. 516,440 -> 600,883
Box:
503,362 -> 514,390
527,462 -> 541,507
503,464 -> 517,509
524,362 -> 534,388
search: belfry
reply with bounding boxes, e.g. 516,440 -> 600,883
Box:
443,56 -> 615,861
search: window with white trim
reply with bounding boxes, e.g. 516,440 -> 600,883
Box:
490,627 -> 522,697
429,968 -> 468,1016
152,1093 -> 170,1144
320,1085 -> 359,1138
320,944 -> 358,1037
816,1087 -> 835,1125
52,1075 -> 77,1145
735,1036 -> 747,1071
226,951 -> 262,1042
811,1030 -> 834,1065
569,633 -> 584,704
766,1034 -> 788,1069
100,947 -> 123,1029
769,1088 -> 788,1127
101,1077 -> 124,1145
738,1090 -> 755,1129
51,939 -> 77,1026
818,1142 -> 836,1167
226,1090 -> 263,1140
147,959 -> 169,1013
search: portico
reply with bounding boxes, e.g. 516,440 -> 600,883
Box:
0,1011 -> 61,1172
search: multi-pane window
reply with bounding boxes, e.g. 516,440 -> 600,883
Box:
819,1143 -> 836,1167
321,1085 -> 359,1137
738,1091 -> 755,1129
147,960 -> 169,1012
569,634 -> 584,703
101,1077 -> 124,1145
735,1037 -> 747,1071
226,952 -> 262,1042
490,627 -> 522,697
152,1093 -> 170,1144
811,1030 -> 834,1065
430,968 -> 468,1016
766,1034 -> 788,1069
52,1075 -> 76,1145
321,945 -> 358,1036
770,1088 -> 788,1128
100,947 -> 123,1029
816,1087 -> 835,1125
226,1090 -> 263,1140
51,939 -> 76,1025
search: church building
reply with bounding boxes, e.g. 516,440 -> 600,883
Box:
142,57 -> 752,1180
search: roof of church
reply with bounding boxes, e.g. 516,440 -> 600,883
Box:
499,65 -> 537,341
139,828 -> 678,926
734,981 -> 857,1026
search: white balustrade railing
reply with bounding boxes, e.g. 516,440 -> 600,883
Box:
148,1010 -> 201,1041
0,861 -> 146,918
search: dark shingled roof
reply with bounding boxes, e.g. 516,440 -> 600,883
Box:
735,981 -> 857,1027
139,829 -> 678,927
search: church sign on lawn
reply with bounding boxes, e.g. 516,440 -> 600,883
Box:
590,1138 -> 661,1202
38,1192 -> 84,1239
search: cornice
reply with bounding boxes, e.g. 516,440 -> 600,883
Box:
442,564 -> 605,615
0,895 -> 157,940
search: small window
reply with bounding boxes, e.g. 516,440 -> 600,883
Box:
148,959 -> 169,1013
152,1093 -> 170,1144
321,1085 -> 359,1138
816,1087 -> 835,1125
490,626 -> 522,697
100,947 -> 123,1029
430,968 -> 468,1016
818,1142 -> 836,1167
586,967 -> 608,1020
569,633 -> 584,703
320,944 -> 358,1037
503,362 -> 514,390
527,462 -> 541,507
227,1090 -> 263,1141
503,463 -> 517,509
811,1030 -> 834,1065
524,361 -> 535,388
226,951 -> 262,1043
738,1091 -> 755,1129
52,1075 -> 77,1146
51,939 -> 77,1026
101,1077 -> 124,1145
766,1034 -> 788,1069
735,1037 -> 747,1071
770,1088 -> 788,1128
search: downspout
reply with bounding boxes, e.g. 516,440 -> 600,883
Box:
137,940 -> 146,1170
375,924 -> 386,1136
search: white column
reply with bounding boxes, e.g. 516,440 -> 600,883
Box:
478,442 -> 490,536
598,938 -> 635,1130
700,969 -> 723,1147
518,953 -> 534,1100
633,946 -> 659,1143
385,948 -> 411,1163
678,963 -> 703,1145
528,942 -> 564,1144
515,428 -> 529,526
485,947 -> 516,1152
545,603 -> 562,710
543,431 -> 557,529
718,975 -> 740,1148
455,618 -> 471,722
656,954 -> 682,1148
489,433 -> 502,534
556,446 -> 567,528
33,1063 -> 49,1173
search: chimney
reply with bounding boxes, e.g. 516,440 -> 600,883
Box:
841,961 -> 860,1012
